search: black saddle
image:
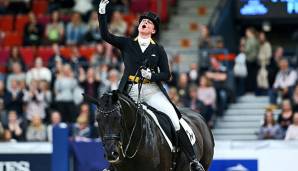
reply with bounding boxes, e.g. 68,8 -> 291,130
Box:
144,104 -> 178,146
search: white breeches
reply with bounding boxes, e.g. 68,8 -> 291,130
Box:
128,83 -> 180,131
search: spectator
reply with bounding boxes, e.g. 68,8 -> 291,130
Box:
268,46 -> 284,89
182,84 -> 205,116
233,38 -> 247,96
26,114 -> 47,141
244,27 -> 259,93
54,64 -> 78,122
79,67 -> 101,99
278,99 -> 293,138
99,69 -> 119,95
4,110 -> 24,141
45,10 -> 65,44
23,80 -> 47,121
23,12 -> 43,46
292,85 -> 298,112
0,79 -> 12,114
78,103 -> 94,124
177,73 -> 189,103
39,80 -> 52,115
47,111 -> 62,142
0,121 -> 3,140
66,12 -> 87,45
206,58 -> 228,117
198,25 -> 212,49
269,58 -> 297,106
256,32 -> 272,94
187,63 -> 199,84
6,62 -> 26,92
257,32 -> 272,68
89,43 -> 107,68
5,79 -> 24,116
258,109 -> 283,140
109,49 -> 122,70
7,46 -> 26,72
26,57 -> 52,86
168,87 -> 181,107
72,115 -> 91,140
182,85 -> 200,110
48,43 -> 68,73
85,11 -> 102,44
98,63 -> 109,84
197,75 -> 216,124
0,98 -> 6,125
285,112 -> 298,140
109,11 -> 127,37
69,46 -> 89,75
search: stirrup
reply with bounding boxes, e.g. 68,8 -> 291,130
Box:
189,160 -> 205,171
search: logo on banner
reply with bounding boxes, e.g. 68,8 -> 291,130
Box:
226,164 -> 249,171
0,161 -> 30,171
209,160 -> 258,171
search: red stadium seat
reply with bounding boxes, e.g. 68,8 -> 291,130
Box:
79,46 -> 96,60
37,46 -> 54,65
2,32 -> 22,46
15,15 -> 29,33
19,47 -> 36,68
32,0 -> 49,16
0,15 -> 14,32
60,46 -> 72,59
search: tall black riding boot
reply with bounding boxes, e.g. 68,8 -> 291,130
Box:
177,129 -> 205,171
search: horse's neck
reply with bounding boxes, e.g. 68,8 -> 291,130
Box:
119,95 -> 138,130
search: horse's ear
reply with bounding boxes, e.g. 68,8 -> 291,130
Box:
111,90 -> 119,103
82,93 -> 99,106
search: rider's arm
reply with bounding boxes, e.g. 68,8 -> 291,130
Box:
98,13 -> 127,50
150,46 -> 171,82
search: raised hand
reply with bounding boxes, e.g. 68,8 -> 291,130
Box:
99,0 -> 109,14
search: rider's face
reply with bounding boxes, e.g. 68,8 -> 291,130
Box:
138,19 -> 156,36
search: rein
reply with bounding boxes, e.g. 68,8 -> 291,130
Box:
120,66 -> 146,159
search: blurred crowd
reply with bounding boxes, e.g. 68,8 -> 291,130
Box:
197,25 -> 298,140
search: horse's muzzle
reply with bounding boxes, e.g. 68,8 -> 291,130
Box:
106,151 -> 120,164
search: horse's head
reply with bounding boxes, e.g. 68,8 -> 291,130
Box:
95,90 -> 123,163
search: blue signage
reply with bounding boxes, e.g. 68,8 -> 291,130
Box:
237,0 -> 298,18
0,154 -> 51,171
209,160 -> 258,171
70,141 -> 109,171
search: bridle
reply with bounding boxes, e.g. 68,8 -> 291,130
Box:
98,98 -> 144,162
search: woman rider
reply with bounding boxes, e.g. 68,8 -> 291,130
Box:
98,0 -> 204,170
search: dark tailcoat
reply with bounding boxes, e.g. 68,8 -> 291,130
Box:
98,13 -> 181,117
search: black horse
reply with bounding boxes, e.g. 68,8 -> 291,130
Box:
87,91 -> 214,171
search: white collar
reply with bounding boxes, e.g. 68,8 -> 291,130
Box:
137,36 -> 151,46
